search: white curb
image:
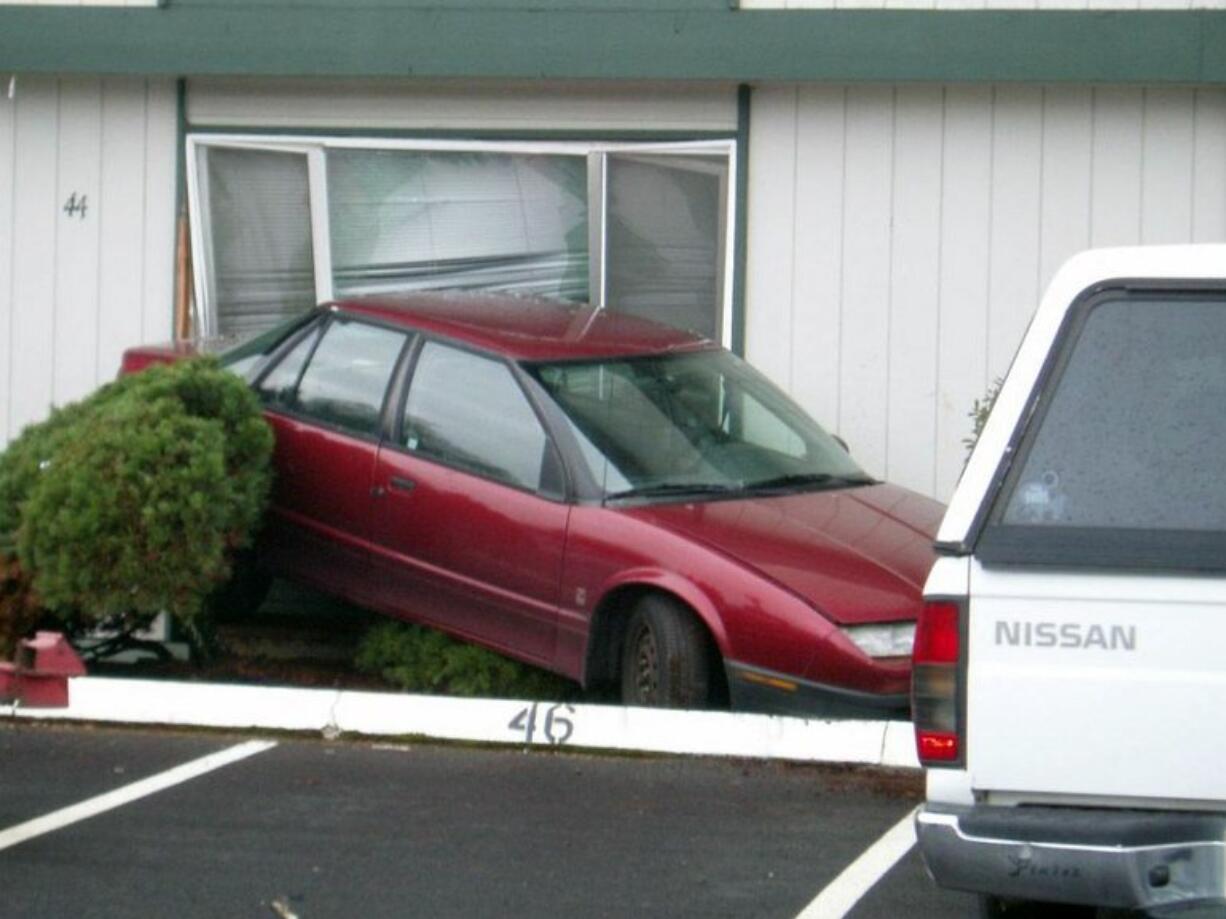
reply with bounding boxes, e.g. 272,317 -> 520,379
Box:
7,676 -> 920,770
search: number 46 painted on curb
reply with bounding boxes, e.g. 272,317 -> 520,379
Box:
508,702 -> 575,745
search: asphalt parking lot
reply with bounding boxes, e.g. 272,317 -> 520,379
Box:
0,722 -> 977,918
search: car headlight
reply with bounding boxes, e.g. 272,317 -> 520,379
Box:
839,622 -> 916,658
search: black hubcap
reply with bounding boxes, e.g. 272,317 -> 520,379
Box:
632,624 -> 659,703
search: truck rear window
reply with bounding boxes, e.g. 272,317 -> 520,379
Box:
979,290 -> 1226,571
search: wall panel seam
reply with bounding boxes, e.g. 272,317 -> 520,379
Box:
4,95 -> 16,442
139,80 -> 149,342
95,81 -> 107,381
931,85 -> 947,497
787,86 -> 799,391
50,78 -> 61,409
836,86 -> 849,434
984,84 -> 996,391
1132,86 -> 1142,241
1189,89 -> 1199,239
884,85 -> 898,473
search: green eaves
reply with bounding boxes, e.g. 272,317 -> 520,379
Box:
1,5 -> 1224,84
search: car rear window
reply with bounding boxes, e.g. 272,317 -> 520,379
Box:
978,289 -> 1226,571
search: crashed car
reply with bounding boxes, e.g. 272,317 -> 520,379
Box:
124,294 -> 941,716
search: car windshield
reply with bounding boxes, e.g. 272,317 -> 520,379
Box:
527,348 -> 872,501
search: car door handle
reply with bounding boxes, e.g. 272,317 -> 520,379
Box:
389,476 -> 416,493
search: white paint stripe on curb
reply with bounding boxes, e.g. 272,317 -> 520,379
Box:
9,677 -> 920,769
795,806 -> 919,919
0,739 -> 277,853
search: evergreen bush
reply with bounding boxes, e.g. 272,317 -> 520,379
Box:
355,621 -> 575,700
0,358 -> 273,652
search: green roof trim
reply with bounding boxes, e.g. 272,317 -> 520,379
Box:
2,6 -> 1225,84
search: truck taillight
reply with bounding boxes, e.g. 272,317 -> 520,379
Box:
912,600 -> 963,767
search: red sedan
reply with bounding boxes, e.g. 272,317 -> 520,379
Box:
124,294 -> 941,718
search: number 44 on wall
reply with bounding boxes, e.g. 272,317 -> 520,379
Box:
63,193 -> 88,220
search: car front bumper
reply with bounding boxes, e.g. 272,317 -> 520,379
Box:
725,660 -> 910,720
916,803 -> 1226,914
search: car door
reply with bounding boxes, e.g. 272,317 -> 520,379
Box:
256,316 -> 411,605
369,339 -> 570,665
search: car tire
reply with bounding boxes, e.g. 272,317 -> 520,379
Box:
978,896 -> 1096,918
620,595 -> 714,709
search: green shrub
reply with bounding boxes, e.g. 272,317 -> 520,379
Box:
963,377 -> 1004,460
0,399 -> 98,557
355,621 -> 576,700
0,358 -> 273,642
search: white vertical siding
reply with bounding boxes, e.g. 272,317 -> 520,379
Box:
935,87 -> 992,498
746,89 -> 800,393
986,86 -> 1041,385
142,80 -> 177,346
746,84 -> 1226,500
98,78 -> 152,381
1142,89 -> 1196,243
790,87 -> 846,430
10,79 -> 59,439
1038,89 -> 1093,286
0,88 -> 12,448
1193,91 -> 1226,242
1089,88 -> 1143,247
0,76 -> 177,446
886,86 -> 942,495
54,78 -> 103,407
840,85 -> 894,476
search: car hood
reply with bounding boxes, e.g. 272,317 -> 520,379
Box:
623,483 -> 943,625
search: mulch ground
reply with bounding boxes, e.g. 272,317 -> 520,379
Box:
90,579 -> 390,691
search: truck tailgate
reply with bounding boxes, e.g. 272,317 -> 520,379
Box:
967,560 -> 1226,805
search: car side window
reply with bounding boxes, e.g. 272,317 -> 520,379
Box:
288,320 -> 408,437
256,327 -> 320,407
254,317 -> 407,436
403,341 -> 551,493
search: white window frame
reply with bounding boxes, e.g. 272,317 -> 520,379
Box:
186,134 -> 737,345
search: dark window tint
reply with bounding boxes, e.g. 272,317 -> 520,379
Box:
982,293 -> 1226,570
403,342 -> 549,492
291,320 -> 407,436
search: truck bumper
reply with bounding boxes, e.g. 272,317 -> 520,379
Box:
916,803 -> 1226,914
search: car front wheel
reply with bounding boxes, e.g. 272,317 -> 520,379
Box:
620,595 -> 715,709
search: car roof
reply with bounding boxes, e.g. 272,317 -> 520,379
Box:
330,291 -> 717,362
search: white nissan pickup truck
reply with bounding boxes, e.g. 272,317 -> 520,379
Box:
914,245 -> 1226,918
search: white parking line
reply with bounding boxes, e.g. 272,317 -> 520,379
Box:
0,739 -> 277,853
795,806 -> 919,919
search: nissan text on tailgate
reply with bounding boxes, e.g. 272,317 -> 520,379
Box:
914,245 -> 1226,918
